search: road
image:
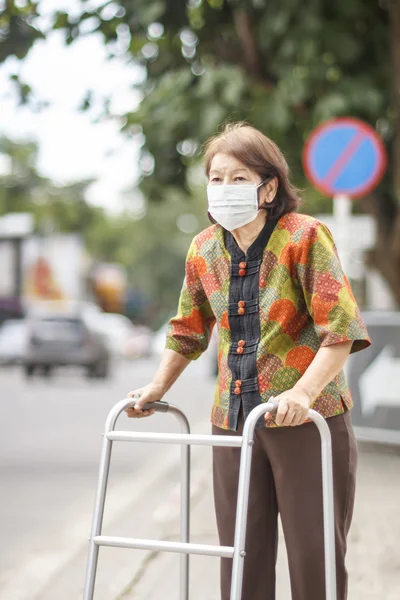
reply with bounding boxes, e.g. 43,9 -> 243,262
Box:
1,354 -> 400,600
0,353 -> 216,600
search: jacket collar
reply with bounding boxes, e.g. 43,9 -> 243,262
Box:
224,217 -> 278,261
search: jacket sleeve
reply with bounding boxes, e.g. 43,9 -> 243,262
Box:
165,238 -> 216,360
296,220 -> 370,354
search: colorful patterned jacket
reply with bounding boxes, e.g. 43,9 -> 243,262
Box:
165,212 -> 370,431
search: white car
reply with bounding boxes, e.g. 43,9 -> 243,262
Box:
0,319 -> 28,365
93,313 -> 153,359
150,323 -> 168,357
92,313 -> 135,358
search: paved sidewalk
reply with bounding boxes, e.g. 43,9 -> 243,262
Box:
36,434 -> 400,600
121,468 -> 291,600
121,442 -> 400,600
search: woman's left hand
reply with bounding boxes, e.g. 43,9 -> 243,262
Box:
265,388 -> 313,427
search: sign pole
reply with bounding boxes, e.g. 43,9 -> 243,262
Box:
333,193 -> 351,276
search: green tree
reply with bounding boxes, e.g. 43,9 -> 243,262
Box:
0,137 -> 102,234
0,138 -> 208,325
117,185 -> 210,325
1,0 -> 399,301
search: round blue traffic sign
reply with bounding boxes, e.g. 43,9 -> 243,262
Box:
303,117 -> 387,198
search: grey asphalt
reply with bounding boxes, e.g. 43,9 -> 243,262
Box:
1,355 -> 400,600
0,353 -> 216,600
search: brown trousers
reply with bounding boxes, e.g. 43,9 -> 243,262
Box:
212,407 -> 357,600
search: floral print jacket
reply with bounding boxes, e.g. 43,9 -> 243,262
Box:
165,212 -> 370,431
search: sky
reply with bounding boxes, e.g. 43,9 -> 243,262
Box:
0,0 -> 145,214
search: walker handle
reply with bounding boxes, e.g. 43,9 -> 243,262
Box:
267,397 -> 279,413
130,392 -> 170,413
141,401 -> 170,413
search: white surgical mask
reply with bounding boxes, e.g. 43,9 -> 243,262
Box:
207,182 -> 265,231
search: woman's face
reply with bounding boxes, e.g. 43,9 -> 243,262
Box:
208,152 -> 277,205
208,152 -> 261,186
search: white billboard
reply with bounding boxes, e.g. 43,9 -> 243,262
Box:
22,234 -> 85,309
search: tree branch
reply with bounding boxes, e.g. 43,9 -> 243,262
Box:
232,8 -> 275,86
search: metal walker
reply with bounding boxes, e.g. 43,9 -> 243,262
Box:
83,399 -> 337,600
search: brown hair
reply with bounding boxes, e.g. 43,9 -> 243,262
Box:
203,122 -> 301,221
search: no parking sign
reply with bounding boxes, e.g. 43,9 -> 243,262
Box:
302,118 -> 387,274
303,117 -> 387,198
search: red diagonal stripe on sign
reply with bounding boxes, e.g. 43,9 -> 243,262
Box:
322,130 -> 366,188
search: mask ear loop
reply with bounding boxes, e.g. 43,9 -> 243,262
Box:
258,176 -> 280,221
257,175 -> 274,202
257,175 -> 274,190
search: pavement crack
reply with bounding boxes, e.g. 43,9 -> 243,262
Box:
115,550 -> 161,599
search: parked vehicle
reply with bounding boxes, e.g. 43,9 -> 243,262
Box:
0,319 -> 28,365
124,324 -> 153,359
150,322 -> 169,357
24,305 -> 111,379
90,313 -> 153,360
91,313 -> 134,359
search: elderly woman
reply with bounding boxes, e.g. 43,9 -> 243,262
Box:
126,122 -> 370,600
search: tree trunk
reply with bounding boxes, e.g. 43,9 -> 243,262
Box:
389,0 -> 400,204
361,1 -> 400,307
232,8 -> 275,86
362,194 -> 400,305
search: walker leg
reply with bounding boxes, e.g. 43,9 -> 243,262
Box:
179,443 -> 190,600
83,436 -> 113,600
229,402 -> 337,600
312,413 -> 337,600
229,408 -> 261,600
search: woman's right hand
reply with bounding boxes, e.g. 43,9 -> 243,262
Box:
124,383 -> 165,418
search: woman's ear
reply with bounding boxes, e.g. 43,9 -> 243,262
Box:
260,176 -> 278,205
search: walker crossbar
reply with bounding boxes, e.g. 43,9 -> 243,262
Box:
83,398 -> 337,600
107,431 -> 243,447
93,536 -> 234,558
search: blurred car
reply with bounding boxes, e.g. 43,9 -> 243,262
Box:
0,319 -> 28,366
24,304 -> 111,379
150,322 -> 168,357
124,324 -> 153,359
93,313 -> 135,359
92,313 -> 153,360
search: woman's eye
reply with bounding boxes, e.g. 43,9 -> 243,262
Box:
210,177 -> 221,183
234,176 -> 246,182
